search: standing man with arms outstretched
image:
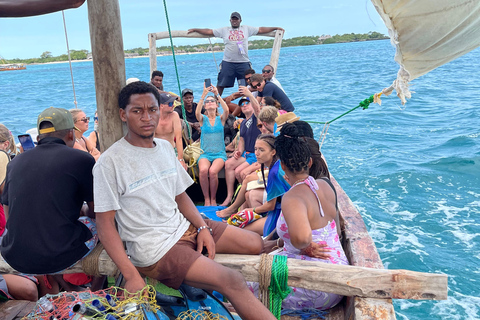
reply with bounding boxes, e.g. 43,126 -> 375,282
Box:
93,81 -> 276,320
188,12 -> 284,96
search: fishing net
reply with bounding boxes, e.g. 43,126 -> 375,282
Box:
22,285 -> 232,320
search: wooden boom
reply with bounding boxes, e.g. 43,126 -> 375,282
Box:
0,252 -> 447,301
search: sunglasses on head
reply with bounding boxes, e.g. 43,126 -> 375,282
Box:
251,82 -> 261,89
262,69 -> 272,74
77,117 -> 90,123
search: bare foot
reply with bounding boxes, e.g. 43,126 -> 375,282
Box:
216,206 -> 236,218
204,199 -> 211,206
219,198 -> 231,207
210,199 -> 217,206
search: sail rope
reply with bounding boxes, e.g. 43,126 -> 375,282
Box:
161,0 -> 192,141
307,93 -> 381,149
61,10 -> 78,109
208,37 -> 220,73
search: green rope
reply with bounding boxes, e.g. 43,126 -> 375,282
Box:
161,0 -> 192,141
269,255 -> 291,319
307,95 -> 374,125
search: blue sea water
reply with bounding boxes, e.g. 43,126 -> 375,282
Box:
1,40 -> 479,319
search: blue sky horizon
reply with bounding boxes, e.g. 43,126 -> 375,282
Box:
0,0 -> 388,60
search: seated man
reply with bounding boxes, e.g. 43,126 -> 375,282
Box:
174,89 -> 204,142
250,73 -> 294,112
150,70 -> 164,91
262,64 -> 285,93
155,92 -> 187,170
0,107 -> 101,291
93,81 -> 276,320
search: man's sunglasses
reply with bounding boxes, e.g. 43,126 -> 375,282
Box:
251,82 -> 261,89
167,101 -> 174,107
262,69 -> 272,74
94,116 -> 98,121
77,117 -> 90,123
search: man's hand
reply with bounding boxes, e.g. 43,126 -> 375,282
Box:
191,122 -> 201,132
300,241 -> 332,260
124,275 -> 147,295
197,228 -> 216,259
187,29 -> 195,34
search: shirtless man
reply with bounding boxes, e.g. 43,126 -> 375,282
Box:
155,93 -> 187,170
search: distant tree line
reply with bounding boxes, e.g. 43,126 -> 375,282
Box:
4,32 -> 388,63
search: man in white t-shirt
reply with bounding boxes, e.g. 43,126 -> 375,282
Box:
188,12 -> 284,96
93,81 -> 276,320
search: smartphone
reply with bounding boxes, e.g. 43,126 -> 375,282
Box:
238,78 -> 246,87
18,134 -> 36,151
204,78 -> 211,88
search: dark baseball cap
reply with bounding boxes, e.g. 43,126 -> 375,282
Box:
159,93 -> 177,105
182,88 -> 194,97
231,12 -> 241,20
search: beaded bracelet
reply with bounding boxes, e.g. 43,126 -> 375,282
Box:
198,225 -> 212,234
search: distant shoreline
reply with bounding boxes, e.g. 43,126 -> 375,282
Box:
27,39 -> 389,66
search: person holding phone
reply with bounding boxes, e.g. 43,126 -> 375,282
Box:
188,12 -> 284,96
0,124 -> 18,159
195,82 -> 229,206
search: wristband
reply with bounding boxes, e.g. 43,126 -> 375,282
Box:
198,225 -> 212,234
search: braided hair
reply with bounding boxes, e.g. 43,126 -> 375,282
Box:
256,134 -> 277,188
275,123 -> 311,173
306,138 -> 330,179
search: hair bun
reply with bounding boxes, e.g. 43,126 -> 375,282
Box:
279,122 -> 299,138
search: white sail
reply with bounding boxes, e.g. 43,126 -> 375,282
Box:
371,0 -> 480,104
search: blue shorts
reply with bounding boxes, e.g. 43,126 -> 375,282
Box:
243,151 -> 257,165
217,61 -> 252,88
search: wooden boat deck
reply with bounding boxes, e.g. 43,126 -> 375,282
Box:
0,176 -> 394,319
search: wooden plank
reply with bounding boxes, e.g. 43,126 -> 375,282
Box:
151,30 -> 276,41
86,0 -> 125,151
149,33 -> 157,77
332,177 -> 397,319
0,300 -> 34,320
269,29 -> 284,73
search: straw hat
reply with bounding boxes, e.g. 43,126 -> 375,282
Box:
0,150 -> 10,185
275,112 -> 300,132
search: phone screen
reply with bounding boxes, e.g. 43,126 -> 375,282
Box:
238,79 -> 246,87
204,78 -> 211,88
18,134 -> 36,151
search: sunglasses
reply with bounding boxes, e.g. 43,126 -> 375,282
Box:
240,102 -> 249,107
251,82 -> 261,89
167,101 -> 174,107
257,123 -> 263,129
94,116 -> 98,121
77,117 -> 90,123
245,77 -> 251,82
205,99 -> 216,103
262,69 -> 272,74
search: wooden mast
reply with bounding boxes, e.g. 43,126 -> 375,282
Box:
86,0 -> 125,151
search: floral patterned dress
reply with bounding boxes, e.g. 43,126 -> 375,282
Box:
248,176 -> 349,310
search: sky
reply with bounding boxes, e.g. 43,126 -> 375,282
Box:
0,0 -> 388,60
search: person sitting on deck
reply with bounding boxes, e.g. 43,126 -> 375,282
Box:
262,64 -> 285,93
88,110 -> 101,151
154,92 -> 188,170
0,126 -> 38,302
247,123 -> 348,310
0,107 -> 103,294
70,108 -> 101,161
250,73 -> 294,112
196,84 -> 229,206
93,81 -> 277,320
174,88 -> 204,143
150,70 -> 164,91
221,87 -> 261,206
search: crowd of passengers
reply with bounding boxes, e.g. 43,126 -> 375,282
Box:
0,68 -> 348,316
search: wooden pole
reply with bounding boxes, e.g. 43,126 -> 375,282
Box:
87,0 -> 125,151
269,29 -> 284,72
148,33 -> 157,77
0,253 -> 447,300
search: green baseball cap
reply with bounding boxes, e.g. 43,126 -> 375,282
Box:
37,107 -> 75,135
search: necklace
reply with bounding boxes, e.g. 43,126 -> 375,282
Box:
291,176 -> 309,187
